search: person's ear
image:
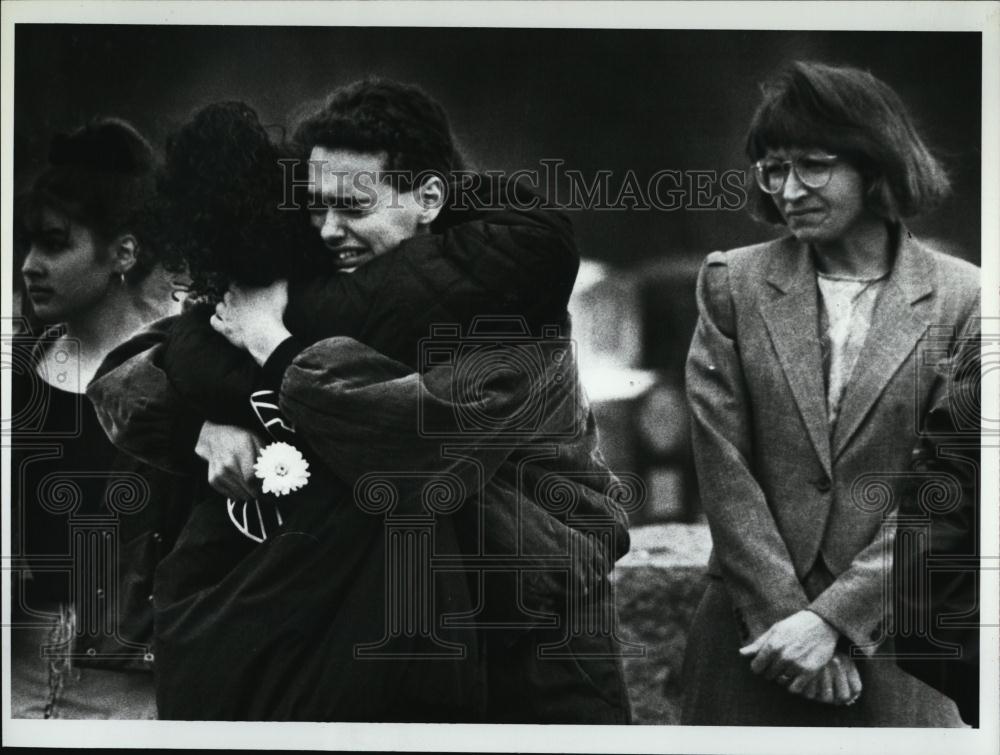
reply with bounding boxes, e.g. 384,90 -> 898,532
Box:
112,234 -> 139,277
414,175 -> 446,227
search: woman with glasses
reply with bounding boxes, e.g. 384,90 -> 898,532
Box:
681,61 -> 979,726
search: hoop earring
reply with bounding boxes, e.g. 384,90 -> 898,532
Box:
119,272 -> 126,285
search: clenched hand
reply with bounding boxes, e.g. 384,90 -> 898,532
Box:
195,420 -> 265,500
210,280 -> 292,366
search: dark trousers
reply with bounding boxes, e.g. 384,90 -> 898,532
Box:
479,578 -> 633,724
483,627 -> 632,724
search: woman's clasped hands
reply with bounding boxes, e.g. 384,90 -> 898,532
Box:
739,609 -> 862,706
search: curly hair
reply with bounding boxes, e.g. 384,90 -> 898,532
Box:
293,78 -> 465,188
745,60 -> 951,224
17,118 -> 159,285
153,101 -> 326,300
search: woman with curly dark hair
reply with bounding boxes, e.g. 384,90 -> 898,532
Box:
152,100 -> 328,301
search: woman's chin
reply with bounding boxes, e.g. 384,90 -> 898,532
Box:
28,302 -> 62,323
788,225 -> 833,246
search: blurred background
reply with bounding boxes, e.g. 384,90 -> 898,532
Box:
12,26 -> 981,526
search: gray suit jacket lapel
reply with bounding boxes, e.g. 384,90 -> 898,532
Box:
831,230 -> 934,460
759,238 -> 833,477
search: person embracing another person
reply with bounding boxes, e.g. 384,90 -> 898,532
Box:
89,80 -> 634,722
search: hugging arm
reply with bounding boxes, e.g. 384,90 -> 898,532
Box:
260,332 -> 624,594
87,316 -> 267,499
264,335 -> 555,499
87,316 -> 204,475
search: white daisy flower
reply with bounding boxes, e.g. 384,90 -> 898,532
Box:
254,441 -> 310,497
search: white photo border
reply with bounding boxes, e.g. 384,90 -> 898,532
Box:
1,2 -> 997,753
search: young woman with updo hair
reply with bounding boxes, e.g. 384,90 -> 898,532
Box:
11,118 -> 185,718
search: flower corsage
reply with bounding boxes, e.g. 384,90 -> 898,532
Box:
254,441 -> 311,496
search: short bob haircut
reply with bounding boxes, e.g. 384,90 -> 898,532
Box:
745,61 -> 951,225
293,77 -> 465,190
17,118 -> 159,284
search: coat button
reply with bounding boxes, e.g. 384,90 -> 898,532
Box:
813,476 -> 832,493
152,532 -> 163,542
96,588 -> 105,599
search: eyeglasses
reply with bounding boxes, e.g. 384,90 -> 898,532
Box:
752,153 -> 839,194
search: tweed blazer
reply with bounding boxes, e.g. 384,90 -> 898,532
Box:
685,227 -> 980,653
